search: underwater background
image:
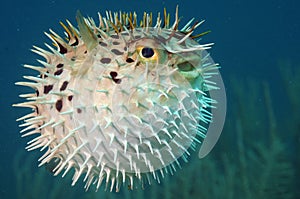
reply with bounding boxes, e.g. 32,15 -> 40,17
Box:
0,0 -> 299,198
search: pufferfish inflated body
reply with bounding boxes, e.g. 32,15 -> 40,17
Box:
15,6 -> 224,192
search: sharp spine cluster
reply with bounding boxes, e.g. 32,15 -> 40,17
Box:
14,6 -> 218,192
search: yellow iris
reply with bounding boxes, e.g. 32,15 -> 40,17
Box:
136,46 -> 159,63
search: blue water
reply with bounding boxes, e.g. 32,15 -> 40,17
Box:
1,0 -> 299,198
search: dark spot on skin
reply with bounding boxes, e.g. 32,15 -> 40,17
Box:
111,35 -> 119,39
41,71 -> 49,79
99,42 -> 107,47
44,85 -> 53,94
112,41 -> 120,45
84,50 -> 87,54
60,81 -> 68,91
124,47 -> 127,51
35,106 -> 39,114
57,42 -> 67,54
70,36 -> 79,46
56,63 -> 64,68
100,57 -> 111,64
68,95 -> 73,101
111,49 -> 124,55
97,34 -> 101,38
77,108 -> 82,113
71,56 -> 76,61
126,58 -> 134,63
110,71 -> 117,77
110,71 -> 121,84
55,99 -> 63,112
41,73 -> 48,79
121,32 -> 129,36
54,69 -> 63,76
36,89 -> 39,96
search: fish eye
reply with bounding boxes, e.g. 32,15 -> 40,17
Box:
140,47 -> 155,58
136,46 -> 160,63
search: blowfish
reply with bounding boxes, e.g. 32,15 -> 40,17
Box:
14,6 -> 224,192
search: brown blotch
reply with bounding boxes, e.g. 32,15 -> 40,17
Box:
41,73 -> 48,79
54,69 -> 63,76
110,71 -> 122,84
112,41 -> 120,45
111,35 -> 119,39
70,36 -> 79,46
111,49 -> 124,55
68,95 -> 73,101
60,81 -> 68,91
99,42 -> 108,47
44,85 -> 53,94
100,57 -> 111,64
56,63 -> 64,68
41,71 -> 49,79
57,42 -> 67,54
126,58 -> 134,63
77,108 -> 82,113
35,106 -> 39,114
55,99 -> 63,112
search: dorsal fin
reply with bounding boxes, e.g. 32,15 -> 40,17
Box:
76,10 -> 97,52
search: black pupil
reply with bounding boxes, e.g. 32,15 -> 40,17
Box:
141,47 -> 154,58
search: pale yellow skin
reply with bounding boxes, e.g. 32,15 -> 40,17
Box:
15,8 -> 217,192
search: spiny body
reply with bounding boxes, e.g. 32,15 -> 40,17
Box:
15,7 -> 218,192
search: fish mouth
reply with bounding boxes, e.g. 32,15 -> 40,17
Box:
174,53 -> 202,79
177,61 -> 195,72
176,61 -> 200,80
